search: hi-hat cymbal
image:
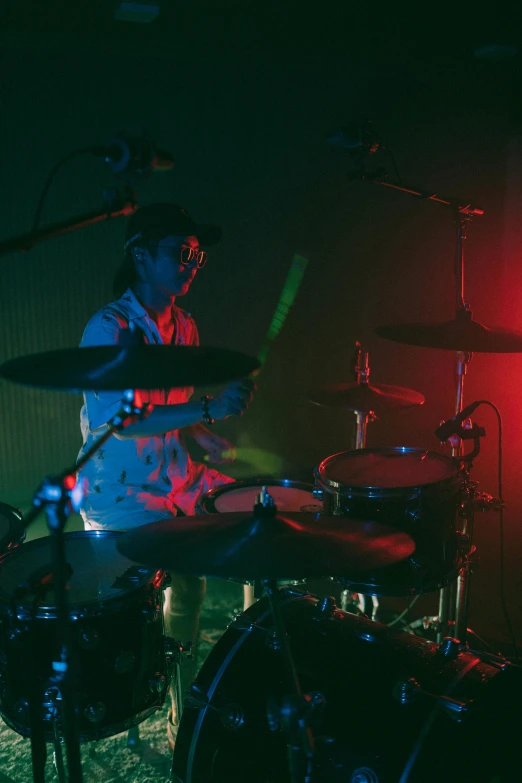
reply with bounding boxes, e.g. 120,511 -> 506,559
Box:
375,317 -> 522,353
0,345 -> 260,390
309,382 -> 424,414
116,511 -> 415,580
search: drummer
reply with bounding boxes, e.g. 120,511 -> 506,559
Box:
77,202 -> 255,749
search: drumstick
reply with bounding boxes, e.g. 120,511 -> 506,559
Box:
256,251 -> 309,368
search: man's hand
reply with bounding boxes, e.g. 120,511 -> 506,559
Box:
192,428 -> 236,464
208,378 -> 255,421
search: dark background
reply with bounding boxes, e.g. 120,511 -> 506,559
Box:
1,2 -> 522,648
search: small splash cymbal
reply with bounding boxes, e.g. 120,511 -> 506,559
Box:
309,382 -> 425,414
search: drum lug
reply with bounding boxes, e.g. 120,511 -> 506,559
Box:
393,676 -> 471,722
77,629 -> 100,650
315,596 -> 337,618
84,702 -> 106,724
312,488 -> 324,501
149,673 -> 167,693
164,637 -> 192,661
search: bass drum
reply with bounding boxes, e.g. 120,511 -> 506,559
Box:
0,531 -> 171,742
172,589 -> 521,783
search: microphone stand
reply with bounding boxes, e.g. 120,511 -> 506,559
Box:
9,391 -> 151,783
0,188 -> 137,258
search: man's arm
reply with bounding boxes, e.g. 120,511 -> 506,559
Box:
116,379 -> 255,439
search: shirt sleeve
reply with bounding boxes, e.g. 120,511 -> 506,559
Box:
80,310 -> 133,432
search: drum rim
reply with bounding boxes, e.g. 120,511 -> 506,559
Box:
0,530 -> 157,617
315,446 -> 462,492
200,477 -> 315,513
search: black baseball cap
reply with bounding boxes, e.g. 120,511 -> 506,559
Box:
124,202 -> 222,250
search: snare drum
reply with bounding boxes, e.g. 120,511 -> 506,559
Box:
314,447 -> 465,596
199,479 -> 321,590
0,531 -> 171,742
172,588 -> 521,783
199,478 -> 320,515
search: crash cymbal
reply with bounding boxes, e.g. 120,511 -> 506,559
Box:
0,345 -> 260,390
375,316 -> 522,353
116,511 -> 415,580
309,382 -> 424,414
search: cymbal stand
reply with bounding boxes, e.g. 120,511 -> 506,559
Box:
10,391 -> 151,783
344,344 -> 379,619
264,579 -> 316,783
437,214 -> 475,645
351,342 -> 376,451
350,163 -> 484,646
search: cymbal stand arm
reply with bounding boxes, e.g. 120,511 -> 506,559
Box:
265,580 -> 315,783
0,188 -> 138,258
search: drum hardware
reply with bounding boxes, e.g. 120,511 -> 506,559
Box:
375,198 -> 514,647
185,685 -> 246,731
392,676 -> 471,720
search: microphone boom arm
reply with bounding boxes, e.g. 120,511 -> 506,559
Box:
0,188 -> 137,258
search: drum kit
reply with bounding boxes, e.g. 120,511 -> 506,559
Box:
1,205 -> 522,781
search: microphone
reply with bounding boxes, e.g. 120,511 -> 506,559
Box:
327,122 -> 384,154
90,131 -> 174,180
435,400 -> 482,442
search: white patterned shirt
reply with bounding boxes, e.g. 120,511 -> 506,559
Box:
78,288 -> 231,530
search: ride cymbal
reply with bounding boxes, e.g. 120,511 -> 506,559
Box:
0,345 -> 260,390
376,316 -> 522,353
116,510 -> 415,580
309,382 -> 424,414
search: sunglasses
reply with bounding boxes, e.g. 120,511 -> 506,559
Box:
149,242 -> 208,269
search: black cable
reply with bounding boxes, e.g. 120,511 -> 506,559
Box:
386,594 -> 421,627
476,400 -> 518,661
32,148 -> 92,232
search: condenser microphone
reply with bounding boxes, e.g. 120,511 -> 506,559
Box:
90,132 -> 174,179
435,400 -> 482,442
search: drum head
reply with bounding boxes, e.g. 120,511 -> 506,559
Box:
201,479 -> 320,514
0,531 -> 153,613
318,447 -> 459,490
